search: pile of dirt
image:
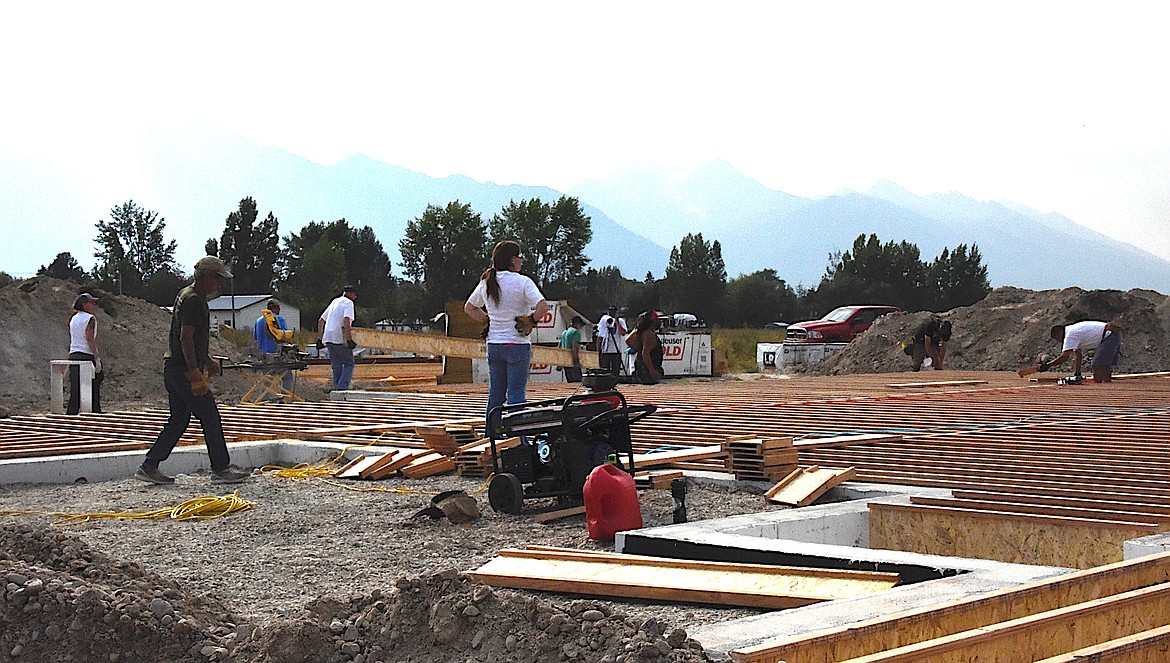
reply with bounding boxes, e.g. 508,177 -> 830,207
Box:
0,277 -> 324,416
808,286 -> 1170,375
3,521 -> 708,663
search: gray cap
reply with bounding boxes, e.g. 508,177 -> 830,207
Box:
194,255 -> 233,278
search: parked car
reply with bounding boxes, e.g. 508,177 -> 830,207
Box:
763,321 -> 789,331
785,305 -> 901,343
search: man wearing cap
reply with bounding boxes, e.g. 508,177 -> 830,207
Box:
136,256 -> 249,485
596,305 -> 626,378
66,293 -> 104,414
253,299 -> 294,397
318,285 -> 358,391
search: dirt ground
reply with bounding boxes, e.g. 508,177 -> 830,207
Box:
3,277 -> 1168,662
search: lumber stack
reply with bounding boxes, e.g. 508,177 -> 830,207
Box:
635,470 -> 684,490
723,435 -> 798,481
454,437 -> 521,478
416,425 -> 478,455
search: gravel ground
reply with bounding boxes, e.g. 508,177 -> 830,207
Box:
2,471 -> 787,662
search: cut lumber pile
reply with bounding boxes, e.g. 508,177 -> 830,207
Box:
631,444 -> 726,470
635,470 -> 684,490
400,451 -> 456,479
469,546 -> 900,609
454,437 -> 521,478
722,435 -> 797,481
765,465 -> 857,506
415,425 -> 478,455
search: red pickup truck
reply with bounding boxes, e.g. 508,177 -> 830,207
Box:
785,305 -> 901,343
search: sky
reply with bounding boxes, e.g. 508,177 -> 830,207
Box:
3,1 -> 1169,276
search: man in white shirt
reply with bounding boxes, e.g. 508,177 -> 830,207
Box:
318,285 -> 357,390
1041,320 -> 1123,382
595,305 -> 626,377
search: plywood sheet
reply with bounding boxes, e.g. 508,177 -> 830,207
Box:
765,465 -> 857,506
469,547 -> 900,609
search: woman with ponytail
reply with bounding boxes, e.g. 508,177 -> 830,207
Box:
464,240 -> 548,419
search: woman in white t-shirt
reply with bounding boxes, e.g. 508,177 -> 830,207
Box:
464,241 -> 548,419
67,292 -> 104,414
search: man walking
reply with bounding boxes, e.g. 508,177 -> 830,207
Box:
318,285 -> 358,391
136,256 -> 249,485
596,305 -> 626,377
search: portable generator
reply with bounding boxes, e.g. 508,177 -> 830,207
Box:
485,371 -> 656,514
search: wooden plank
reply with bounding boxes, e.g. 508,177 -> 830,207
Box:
869,502 -> 1163,569
634,470 -> 684,490
794,433 -> 904,450
351,327 -> 600,368
910,496 -> 1170,525
730,551 -> 1170,663
843,583 -> 1170,663
366,450 -> 426,479
765,465 -> 857,506
469,547 -> 899,609
887,380 -> 990,389
336,455 -> 380,479
400,452 -> 456,479
632,445 -> 726,469
357,450 -> 399,479
532,505 -> 586,523
1033,623 -> 1170,662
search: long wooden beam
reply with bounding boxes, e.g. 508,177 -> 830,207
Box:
730,551 -> 1170,663
351,327 -> 600,368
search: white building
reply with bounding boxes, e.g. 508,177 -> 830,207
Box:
207,294 -> 302,333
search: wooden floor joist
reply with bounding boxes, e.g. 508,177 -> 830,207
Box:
730,551 -> 1170,663
469,547 -> 901,609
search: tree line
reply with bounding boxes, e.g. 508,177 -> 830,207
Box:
30,196 -> 991,329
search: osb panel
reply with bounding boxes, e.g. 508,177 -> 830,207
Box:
869,503 -> 1158,569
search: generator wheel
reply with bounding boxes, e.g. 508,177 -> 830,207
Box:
488,473 -> 524,514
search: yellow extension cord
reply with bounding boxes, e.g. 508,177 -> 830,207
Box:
0,491 -> 255,525
0,435 -> 492,525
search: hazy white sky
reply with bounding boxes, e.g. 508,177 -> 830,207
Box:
3,1 -> 1169,269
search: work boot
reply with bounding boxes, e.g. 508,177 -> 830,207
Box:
135,465 -> 175,485
210,467 -> 250,484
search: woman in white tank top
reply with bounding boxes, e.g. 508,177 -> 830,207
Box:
67,293 -> 104,414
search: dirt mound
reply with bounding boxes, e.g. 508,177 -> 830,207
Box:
808,286 -> 1170,375
3,523 -> 707,663
1,522 -> 243,662
0,277 -> 282,415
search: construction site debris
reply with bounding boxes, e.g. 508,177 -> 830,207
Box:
764,465 -> 858,507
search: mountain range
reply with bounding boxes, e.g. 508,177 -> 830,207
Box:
4,124 -> 1169,294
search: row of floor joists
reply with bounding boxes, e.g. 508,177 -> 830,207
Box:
732,549 -> 1170,663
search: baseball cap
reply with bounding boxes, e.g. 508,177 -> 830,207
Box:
194,255 -> 233,278
73,293 -> 99,310
607,304 -> 617,312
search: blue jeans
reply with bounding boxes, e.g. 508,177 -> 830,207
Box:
487,343 -> 531,419
326,343 -> 355,391
144,363 -> 231,471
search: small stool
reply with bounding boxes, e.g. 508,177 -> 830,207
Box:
50,360 -> 95,414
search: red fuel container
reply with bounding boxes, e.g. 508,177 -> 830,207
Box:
583,463 -> 643,541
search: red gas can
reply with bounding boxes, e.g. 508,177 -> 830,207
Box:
583,463 -> 643,541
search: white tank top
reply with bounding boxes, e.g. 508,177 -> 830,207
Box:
69,311 -> 96,354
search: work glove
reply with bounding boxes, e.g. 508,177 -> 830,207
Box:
314,339 -> 324,351
514,314 -> 538,335
346,339 -> 357,350
1036,360 -> 1050,373
186,369 -> 210,397
94,358 -> 103,374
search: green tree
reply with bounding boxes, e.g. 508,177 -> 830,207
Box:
926,243 -> 991,310
662,233 -> 726,324
38,252 -> 88,282
214,197 -> 281,293
93,200 -> 178,302
489,196 -> 592,294
280,219 -> 394,327
399,201 -> 489,315
571,265 -> 638,319
724,269 -> 799,328
810,234 -> 925,313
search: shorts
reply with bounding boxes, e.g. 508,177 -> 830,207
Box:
1091,331 -> 1121,367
